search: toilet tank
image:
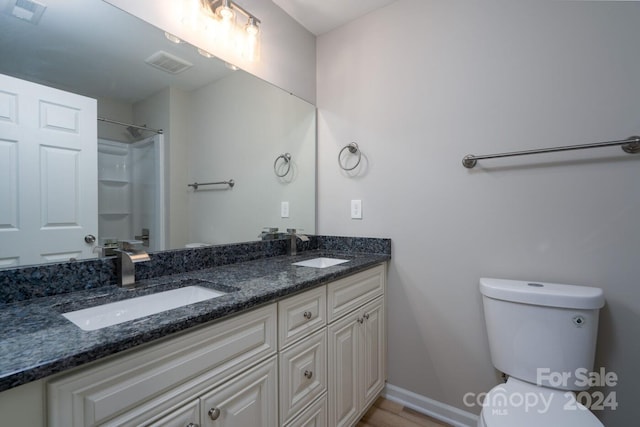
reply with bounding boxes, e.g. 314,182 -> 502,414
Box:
480,278 -> 605,391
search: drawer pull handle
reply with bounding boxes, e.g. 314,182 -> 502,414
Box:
304,370 -> 313,379
303,311 -> 313,320
208,407 -> 221,420
363,313 -> 370,320
186,423 -> 199,427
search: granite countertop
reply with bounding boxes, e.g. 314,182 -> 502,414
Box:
0,250 -> 389,392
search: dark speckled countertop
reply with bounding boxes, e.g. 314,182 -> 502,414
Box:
0,249 -> 389,392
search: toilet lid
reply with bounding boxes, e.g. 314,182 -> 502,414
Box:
481,378 -> 603,427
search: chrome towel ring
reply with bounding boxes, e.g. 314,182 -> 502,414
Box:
274,153 -> 292,177
338,142 -> 361,171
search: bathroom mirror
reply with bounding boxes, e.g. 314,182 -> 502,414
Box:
0,0 -> 316,268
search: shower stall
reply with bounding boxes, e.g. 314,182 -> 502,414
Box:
97,119 -> 165,254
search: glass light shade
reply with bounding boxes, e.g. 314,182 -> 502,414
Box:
216,4 -> 235,22
245,18 -> 259,36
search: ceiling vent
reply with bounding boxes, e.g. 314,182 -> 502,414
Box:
3,0 -> 47,24
144,51 -> 193,75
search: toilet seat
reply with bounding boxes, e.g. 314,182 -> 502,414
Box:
480,378 -> 603,427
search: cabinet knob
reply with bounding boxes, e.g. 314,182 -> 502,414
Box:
363,313 -> 370,320
357,317 -> 364,324
208,407 -> 221,420
303,311 -> 313,320
304,370 -> 313,379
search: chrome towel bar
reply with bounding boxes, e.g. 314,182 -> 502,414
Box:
188,180 -> 235,190
462,136 -> 640,168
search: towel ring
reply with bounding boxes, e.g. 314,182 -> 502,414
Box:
338,142 -> 362,171
274,153 -> 292,177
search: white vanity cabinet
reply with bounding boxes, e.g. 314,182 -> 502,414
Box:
41,262 -> 386,427
327,264 -> 386,427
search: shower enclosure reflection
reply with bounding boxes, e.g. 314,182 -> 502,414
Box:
97,132 -> 165,254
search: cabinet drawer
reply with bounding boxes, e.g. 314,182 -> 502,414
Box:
279,329 -> 327,425
48,304 -> 277,427
285,393 -> 327,427
327,264 -> 385,323
278,286 -> 326,350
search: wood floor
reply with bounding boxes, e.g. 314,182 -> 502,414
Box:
357,397 -> 453,427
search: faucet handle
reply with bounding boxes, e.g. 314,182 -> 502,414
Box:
119,240 -> 144,251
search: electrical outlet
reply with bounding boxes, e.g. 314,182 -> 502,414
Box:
281,201 -> 289,218
351,199 -> 362,219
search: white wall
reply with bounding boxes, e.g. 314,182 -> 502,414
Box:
317,1 -> 640,425
186,71 -> 316,244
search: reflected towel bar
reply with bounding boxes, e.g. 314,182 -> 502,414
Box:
462,136 -> 640,168
188,180 -> 235,190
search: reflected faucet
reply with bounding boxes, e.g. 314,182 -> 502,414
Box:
259,227 -> 280,240
286,228 -> 309,256
114,240 -> 150,288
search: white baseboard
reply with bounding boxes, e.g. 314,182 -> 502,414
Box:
382,383 -> 479,427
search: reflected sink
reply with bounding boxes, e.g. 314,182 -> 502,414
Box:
292,257 -> 349,268
62,286 -> 226,331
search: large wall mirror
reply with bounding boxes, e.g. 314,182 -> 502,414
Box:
0,0 -> 316,269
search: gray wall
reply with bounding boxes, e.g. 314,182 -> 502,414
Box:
316,1 -> 640,425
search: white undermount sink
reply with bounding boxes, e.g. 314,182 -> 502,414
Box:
292,257 -> 350,268
62,286 -> 226,331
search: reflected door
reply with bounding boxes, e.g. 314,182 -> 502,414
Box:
0,73 -> 97,267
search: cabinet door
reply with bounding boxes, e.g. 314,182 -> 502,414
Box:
279,329 -> 327,424
146,399 -> 199,427
359,297 -> 385,410
199,356 -> 278,427
327,312 -> 360,427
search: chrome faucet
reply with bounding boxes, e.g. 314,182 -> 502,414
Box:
114,240 -> 150,288
286,228 -> 309,256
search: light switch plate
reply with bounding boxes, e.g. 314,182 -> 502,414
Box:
351,199 -> 362,219
281,201 -> 290,218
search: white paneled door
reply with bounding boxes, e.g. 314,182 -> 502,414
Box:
0,73 -> 98,267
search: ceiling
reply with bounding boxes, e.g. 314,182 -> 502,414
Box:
271,0 -> 398,35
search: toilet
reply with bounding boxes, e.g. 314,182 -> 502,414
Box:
478,278 -> 605,427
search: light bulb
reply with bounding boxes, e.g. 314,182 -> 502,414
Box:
216,0 -> 235,22
245,17 -> 259,36
243,18 -> 260,61
197,48 -> 215,58
164,32 -> 182,44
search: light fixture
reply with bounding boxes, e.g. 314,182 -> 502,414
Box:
215,0 -> 235,22
182,0 -> 261,62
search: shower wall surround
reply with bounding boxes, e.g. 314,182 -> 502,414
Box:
0,236 -> 391,305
